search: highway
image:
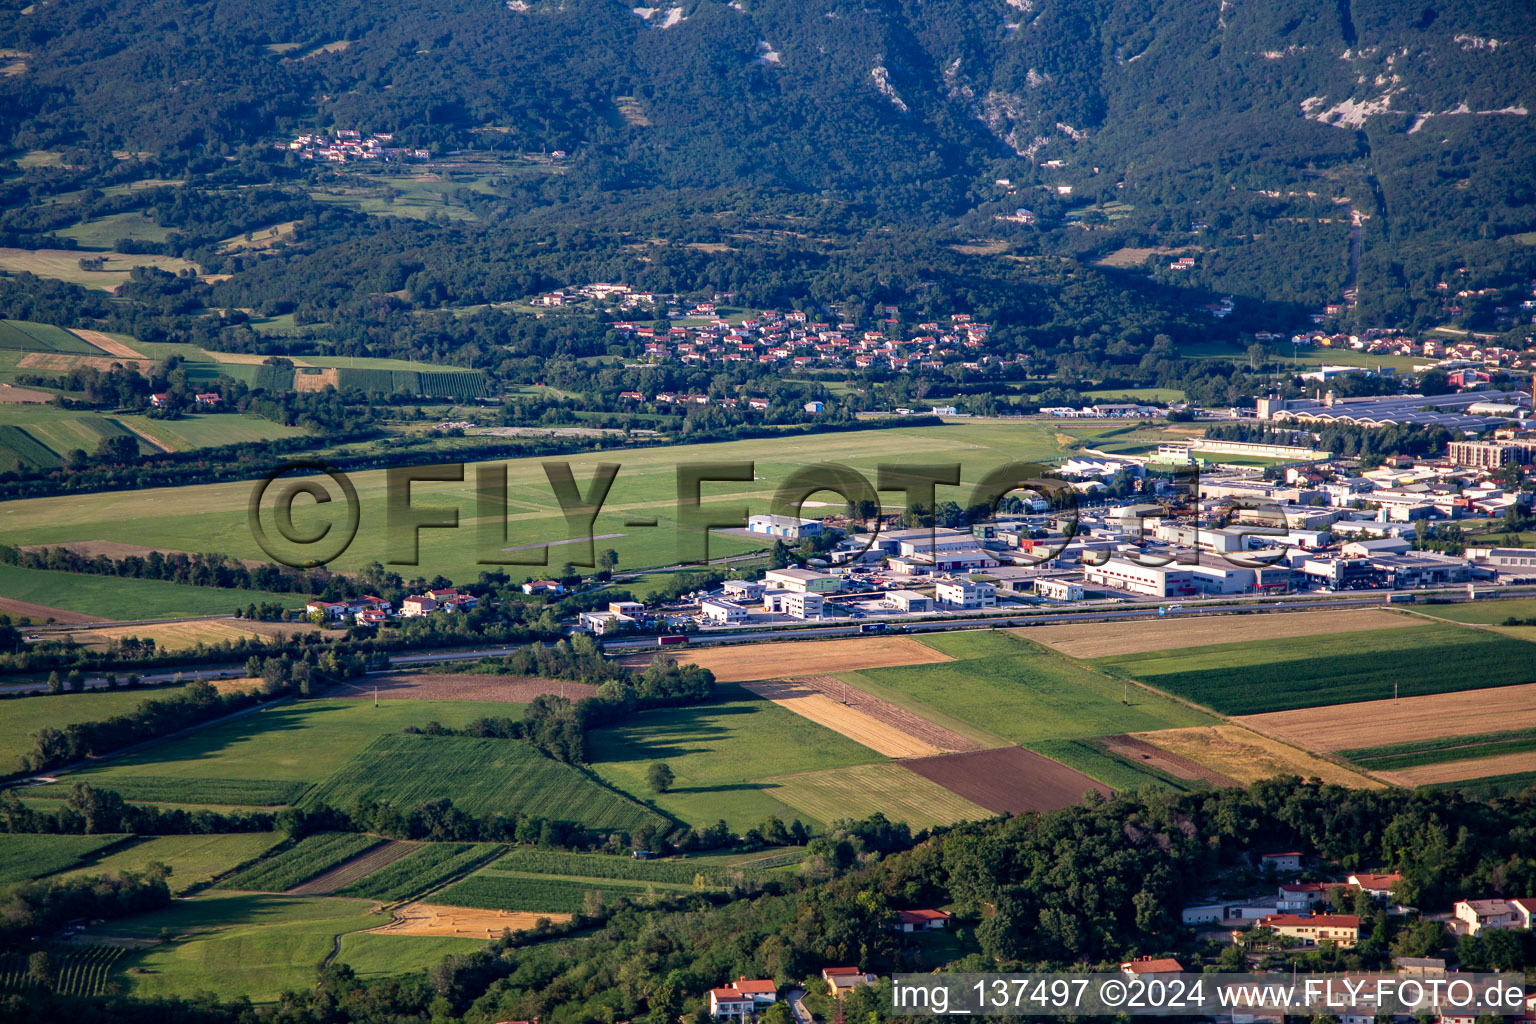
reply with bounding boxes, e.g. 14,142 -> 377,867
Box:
10,585 -> 1524,696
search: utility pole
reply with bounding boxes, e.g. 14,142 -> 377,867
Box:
374,685 -> 378,708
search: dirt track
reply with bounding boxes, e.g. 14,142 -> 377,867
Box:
288,840 -> 418,895
903,746 -> 1110,814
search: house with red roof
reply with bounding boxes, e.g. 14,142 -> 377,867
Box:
822,966 -> 876,995
894,909 -> 951,932
1250,913 -> 1360,948
1120,956 -> 1183,981
1346,872 -> 1401,901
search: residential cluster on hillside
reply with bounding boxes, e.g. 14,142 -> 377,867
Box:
280,129 -> 429,163
303,588 -> 476,626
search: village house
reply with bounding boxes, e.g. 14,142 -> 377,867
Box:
822,967 -> 876,996
521,580 -> 566,596
1249,913 -> 1360,948
1453,897 -> 1536,935
1120,957 -> 1183,981
400,595 -> 438,617
1259,851 -> 1303,873
1346,872 -> 1401,901
894,909 -> 952,932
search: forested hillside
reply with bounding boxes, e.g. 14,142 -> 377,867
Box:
2,0 -> 1534,339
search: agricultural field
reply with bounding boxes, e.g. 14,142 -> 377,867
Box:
758,762 -> 992,830
0,833 -> 130,885
287,840 -> 423,896
368,901 -> 567,938
0,945 -> 125,996
434,870 -> 674,915
0,685 -> 192,774
1021,609 -> 1420,660
217,833 -> 380,892
114,413 -> 310,450
101,892 -> 387,1002
680,635 -> 951,683
1380,752 -> 1536,787
487,847 -> 739,885
1027,738 -> 1214,793
1412,598 -> 1536,625
1237,682 -> 1536,753
0,563 -> 300,621
1093,623 -> 1536,715
302,733 -> 666,833
740,679 -> 947,758
348,673 -> 596,703
336,842 -> 501,901
903,746 -> 1111,814
1341,729 -> 1536,774
57,619 -> 271,654
54,210 -> 174,249
0,424 -> 60,471
0,419 -> 1142,583
586,688 -> 883,830
333,932 -> 489,978
1130,726 -> 1384,789
28,776 -> 310,806
51,833 -> 286,893
48,698 -> 524,799
0,406 -> 156,460
838,630 -> 1217,749
0,319 -> 97,353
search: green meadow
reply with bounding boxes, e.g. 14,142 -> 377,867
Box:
586,687 -> 882,830
0,685 -> 192,774
0,563 -> 300,620
52,832 -> 285,893
0,419 -> 1145,583
0,833 -> 129,885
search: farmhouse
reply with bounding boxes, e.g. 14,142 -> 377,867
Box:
1251,913 -> 1360,948
747,514 -> 824,540
822,966 -> 877,996
894,909 -> 952,932
521,580 -> 566,596
763,567 -> 842,593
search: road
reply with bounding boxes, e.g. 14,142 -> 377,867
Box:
7,586 -> 1533,695
786,988 -> 814,1024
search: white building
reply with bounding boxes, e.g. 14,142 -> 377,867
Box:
1033,578 -> 1084,602
747,514 -> 824,540
700,598 -> 748,625
933,578 -> 996,609
721,579 -> 766,601
883,590 -> 933,612
763,567 -> 842,593
1083,558 -> 1199,598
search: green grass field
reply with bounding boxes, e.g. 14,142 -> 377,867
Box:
0,563 -> 301,621
115,413 -> 310,450
0,420 -> 1137,582
218,832 -> 379,892
1413,599 -> 1536,625
0,686 -> 190,774
54,211 -> 174,249
0,833 -> 130,885
840,631 -> 1216,749
586,688 -> 883,830
486,847 -> 777,886
108,892 -> 386,1001
757,762 -> 992,831
0,424 -> 62,471
336,842 -> 500,901
52,832 -> 286,893
27,776 -> 312,806
52,698 -> 526,796
1427,771 -> 1536,799
1030,738 -> 1205,794
434,870 -> 673,914
304,734 -> 666,833
1094,623 -> 1536,715
0,319 -> 96,353
333,933 -> 488,980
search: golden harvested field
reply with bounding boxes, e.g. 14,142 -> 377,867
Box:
371,902 -> 568,938
1236,682 -> 1536,752
1022,609 -> 1421,659
330,673 -> 596,703
679,636 -> 950,682
18,352 -> 154,373
65,620 -> 266,652
69,329 -> 144,358
1132,725 -> 1385,789
759,762 -> 992,831
293,368 -> 341,392
741,679 -> 942,758
1385,752 -> 1536,787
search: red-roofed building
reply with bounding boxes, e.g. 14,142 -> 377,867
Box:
708,988 -> 754,1019
1120,956 -> 1183,980
729,978 -> 777,1005
822,966 -> 876,995
1260,852 -> 1303,873
895,909 -> 952,932
1347,873 -> 1402,901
